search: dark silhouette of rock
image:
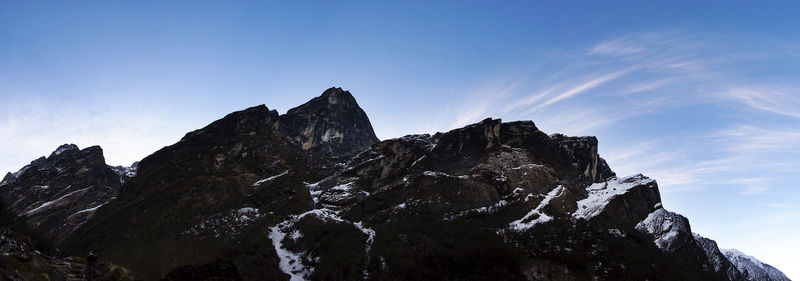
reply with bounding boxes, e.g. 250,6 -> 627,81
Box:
0,144 -> 122,243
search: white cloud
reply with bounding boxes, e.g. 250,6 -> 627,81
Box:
449,77 -> 524,128
534,68 -> 633,110
715,124 -> 800,152
721,86 -> 800,118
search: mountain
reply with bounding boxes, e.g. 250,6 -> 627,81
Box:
0,144 -> 124,244
722,249 -> 791,281
0,87 -> 791,281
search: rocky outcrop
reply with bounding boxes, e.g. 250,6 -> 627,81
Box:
635,208 -> 695,252
572,174 -> 661,230
1,173 -> 12,185
0,144 -> 122,243
110,162 -> 138,184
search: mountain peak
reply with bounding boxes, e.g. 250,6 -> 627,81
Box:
1,172 -> 12,184
287,87 -> 359,115
50,143 -> 79,157
319,87 -> 355,105
281,87 -> 378,158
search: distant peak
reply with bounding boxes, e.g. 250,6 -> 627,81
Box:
321,86 -> 352,99
1,172 -> 12,184
288,87 -> 359,115
51,143 -> 80,156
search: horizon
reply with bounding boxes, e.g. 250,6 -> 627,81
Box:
2,1 -> 799,278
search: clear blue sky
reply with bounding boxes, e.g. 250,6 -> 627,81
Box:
1,1 -> 799,277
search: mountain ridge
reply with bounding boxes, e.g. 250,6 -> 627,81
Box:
0,87 -> 791,281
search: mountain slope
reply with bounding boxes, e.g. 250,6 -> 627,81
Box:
723,249 -> 791,281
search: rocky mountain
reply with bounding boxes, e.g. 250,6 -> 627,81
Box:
0,144 -> 125,244
0,87 -> 791,281
722,248 -> 791,281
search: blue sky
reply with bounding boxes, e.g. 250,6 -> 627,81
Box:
1,1 -> 799,277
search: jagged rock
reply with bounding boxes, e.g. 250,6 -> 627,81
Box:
551,134 -> 616,183
110,161 -> 138,184
0,144 -> 122,243
635,208 -> 695,252
1,172 -> 13,185
695,233 -> 747,281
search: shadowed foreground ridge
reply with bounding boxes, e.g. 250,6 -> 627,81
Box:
0,87 -> 791,281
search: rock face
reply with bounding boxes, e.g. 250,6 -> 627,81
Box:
695,233 -> 747,281
1,87 -> 791,281
278,87 -> 379,160
722,249 -> 791,281
0,144 -> 123,243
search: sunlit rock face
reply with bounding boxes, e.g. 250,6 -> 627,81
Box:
278,87 -> 379,159
1,87 -> 791,281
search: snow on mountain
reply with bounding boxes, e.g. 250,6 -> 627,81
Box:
509,185 -> 565,231
110,161 -> 139,184
723,248 -> 792,281
635,208 -> 691,252
694,233 -> 746,281
573,174 -> 655,220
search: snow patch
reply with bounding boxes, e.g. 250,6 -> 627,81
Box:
53,145 -> 75,155
12,165 -> 31,180
509,163 -> 545,170
25,187 -> 91,215
509,185 -> 565,231
635,208 -> 689,252
253,170 -> 289,186
573,174 -> 654,220
73,202 -> 109,215
410,156 -> 425,167
445,200 -> 509,221
269,224 -> 313,281
422,171 -> 469,180
722,248 -> 763,268
269,209 -> 376,281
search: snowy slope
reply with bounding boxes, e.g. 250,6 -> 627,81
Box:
723,248 -> 792,281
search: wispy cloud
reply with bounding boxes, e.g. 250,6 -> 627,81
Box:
715,125 -> 800,152
439,28 -> 800,198
603,123 -> 800,194
449,77 -> 525,128
535,68 -> 633,110
721,86 -> 800,118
